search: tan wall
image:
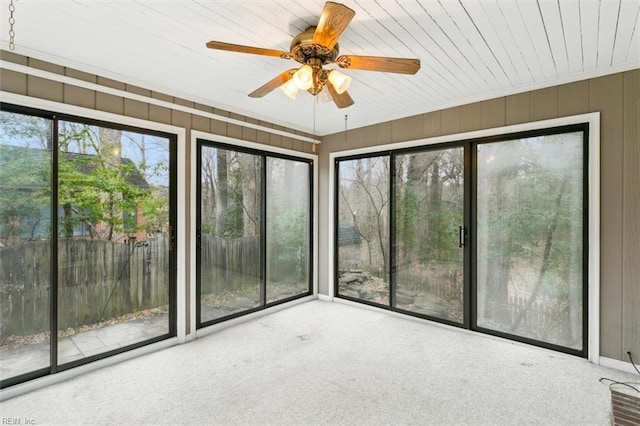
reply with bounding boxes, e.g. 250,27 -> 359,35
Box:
0,50 -> 315,335
319,69 -> 640,361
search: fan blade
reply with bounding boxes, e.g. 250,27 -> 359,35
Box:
327,83 -> 354,109
206,41 -> 291,59
248,69 -> 298,98
312,2 -> 355,51
336,55 -> 421,74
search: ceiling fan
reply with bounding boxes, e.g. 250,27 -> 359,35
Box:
206,1 -> 421,109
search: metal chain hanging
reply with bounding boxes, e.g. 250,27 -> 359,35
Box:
312,99 -> 317,153
8,0 -> 16,51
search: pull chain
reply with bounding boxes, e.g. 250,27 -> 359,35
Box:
312,99 -> 317,153
344,114 -> 348,144
8,0 -> 16,51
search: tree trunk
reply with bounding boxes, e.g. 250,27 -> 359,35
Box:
215,149 -> 228,235
510,177 -> 569,332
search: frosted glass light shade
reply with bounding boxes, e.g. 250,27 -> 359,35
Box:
280,78 -> 299,100
328,70 -> 351,94
316,85 -> 332,104
293,65 -> 313,90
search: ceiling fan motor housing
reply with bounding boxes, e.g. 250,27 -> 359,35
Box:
290,26 -> 339,65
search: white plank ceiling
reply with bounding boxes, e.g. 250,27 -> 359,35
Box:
1,0 -> 638,136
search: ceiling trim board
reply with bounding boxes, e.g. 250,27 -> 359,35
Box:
0,60 -> 320,145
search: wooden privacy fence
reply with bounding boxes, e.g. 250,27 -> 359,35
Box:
199,235 -> 306,294
0,235 -> 169,340
200,235 -> 260,294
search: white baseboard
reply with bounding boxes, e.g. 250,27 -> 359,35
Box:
599,356 -> 640,375
0,338 -> 179,402
195,296 -> 316,339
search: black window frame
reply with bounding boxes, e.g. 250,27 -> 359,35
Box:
0,102 -> 178,389
334,123 -> 589,357
196,138 -> 314,329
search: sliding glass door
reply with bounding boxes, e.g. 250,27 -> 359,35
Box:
475,131 -> 585,350
0,106 -> 177,388
197,140 -> 313,327
336,156 -> 390,306
198,145 -> 262,322
266,157 -> 312,303
335,124 -> 587,355
56,120 -> 174,365
0,112 -> 53,381
393,147 -> 465,323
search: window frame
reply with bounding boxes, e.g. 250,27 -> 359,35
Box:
193,133 -> 317,331
0,100 -> 180,389
330,113 -> 599,360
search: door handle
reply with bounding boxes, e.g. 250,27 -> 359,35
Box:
458,226 -> 467,248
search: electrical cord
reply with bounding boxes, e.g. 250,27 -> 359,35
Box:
628,351 -> 640,375
599,351 -> 640,393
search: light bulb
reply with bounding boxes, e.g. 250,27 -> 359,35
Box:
328,70 -> 351,94
293,65 -> 313,91
280,78 -> 299,100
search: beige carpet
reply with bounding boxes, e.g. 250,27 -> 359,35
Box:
1,300 -> 638,425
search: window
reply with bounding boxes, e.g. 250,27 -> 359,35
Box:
334,124 -> 588,356
0,105 -> 177,388
196,140 -> 313,327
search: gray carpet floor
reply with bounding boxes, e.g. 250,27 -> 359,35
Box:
1,300 -> 638,425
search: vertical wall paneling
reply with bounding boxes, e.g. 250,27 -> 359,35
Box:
65,68 -> 98,84
150,92 -> 174,124
530,86 -> 558,121
124,98 -> 150,120
481,97 -> 506,129
191,106 -> 212,133
243,118 -> 259,143
211,118 -> 227,136
27,76 -> 63,103
282,137 -> 294,150
227,113 -> 244,139
591,74 -> 625,359
63,84 -> 96,110
256,129 -> 270,145
558,80 -> 590,117
353,126 -> 375,151
505,92 -> 530,125
406,115 -> 423,141
149,104 -> 172,126
268,132 -> 282,147
123,84 -> 151,120
391,118 -> 408,143
460,102 -> 482,132
64,69 -> 97,110
440,107 -> 461,135
376,121 -> 393,145
28,58 -> 64,76
349,127 -> 366,150
96,92 -> 125,115
622,70 -> 640,357
423,111 -> 442,138
0,69 -> 27,94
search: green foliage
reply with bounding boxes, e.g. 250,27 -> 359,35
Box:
1,112 -> 168,243
268,205 -> 308,281
269,206 -> 307,258
0,145 -> 51,240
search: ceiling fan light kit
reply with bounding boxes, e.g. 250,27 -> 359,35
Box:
206,1 -> 421,109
